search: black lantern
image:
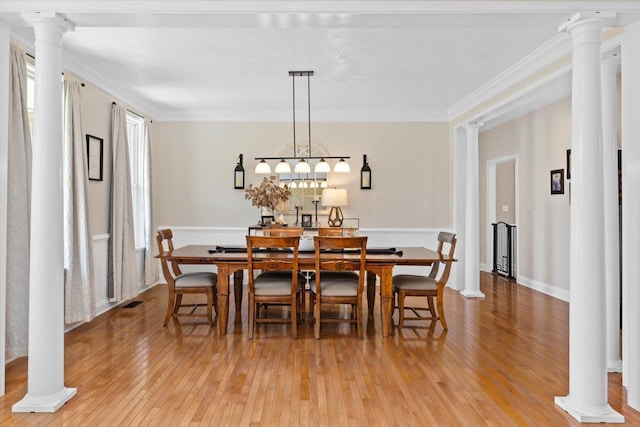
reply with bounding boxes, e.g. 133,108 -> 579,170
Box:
234,154 -> 245,189
360,154 -> 371,189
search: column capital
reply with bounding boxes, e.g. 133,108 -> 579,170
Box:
463,120 -> 484,132
21,12 -> 75,33
559,11 -> 615,34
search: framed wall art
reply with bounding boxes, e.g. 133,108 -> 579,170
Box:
86,134 -> 104,181
551,169 -> 564,195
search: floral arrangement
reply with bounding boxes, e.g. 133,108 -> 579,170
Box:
244,176 -> 291,212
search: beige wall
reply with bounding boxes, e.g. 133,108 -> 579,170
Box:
479,97 -> 572,290
152,121 -> 452,228
66,70 -> 147,237
495,161 -> 516,224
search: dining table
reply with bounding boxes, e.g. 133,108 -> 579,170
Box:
159,245 -> 454,337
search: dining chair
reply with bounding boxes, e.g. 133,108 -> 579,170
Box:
264,227 -> 304,237
246,235 -> 302,339
156,229 -> 217,327
392,232 -> 457,330
317,227 -> 358,237
310,236 -> 368,339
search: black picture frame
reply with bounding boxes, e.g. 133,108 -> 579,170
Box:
551,169 -> 564,194
301,214 -> 312,228
566,149 -> 571,180
260,215 -> 274,226
86,134 -> 103,181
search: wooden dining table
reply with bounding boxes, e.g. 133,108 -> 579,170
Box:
159,245 -> 453,337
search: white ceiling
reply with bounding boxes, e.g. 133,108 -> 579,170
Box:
2,1 -> 639,122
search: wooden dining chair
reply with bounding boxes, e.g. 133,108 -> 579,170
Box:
392,232 -> 457,330
246,235 -> 302,339
264,227 -> 304,237
317,227 -> 358,237
157,229 -> 217,327
310,236 -> 368,339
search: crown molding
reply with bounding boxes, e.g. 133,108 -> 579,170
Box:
447,33 -> 572,121
3,1 -> 640,14
62,52 -> 162,119
151,108 -> 449,122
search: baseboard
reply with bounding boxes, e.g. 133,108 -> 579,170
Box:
479,263 -> 492,273
517,275 -> 569,302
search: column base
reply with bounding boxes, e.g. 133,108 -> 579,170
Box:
12,387 -> 77,413
460,290 -> 485,298
607,360 -> 623,373
555,396 -> 624,423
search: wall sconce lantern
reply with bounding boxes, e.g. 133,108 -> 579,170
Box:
234,154 -> 245,189
360,154 -> 371,189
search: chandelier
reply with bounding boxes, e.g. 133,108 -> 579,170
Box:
254,71 -> 350,175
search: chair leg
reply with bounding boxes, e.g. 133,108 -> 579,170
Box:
213,288 -> 219,315
357,301 -> 364,339
427,295 -> 437,317
174,293 -> 183,316
398,290 -> 405,329
164,290 -> 176,326
314,295 -> 321,339
291,296 -> 298,339
436,291 -> 447,330
248,293 -> 255,339
206,289 -> 214,327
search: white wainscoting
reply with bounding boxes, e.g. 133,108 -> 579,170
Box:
92,234 -> 154,316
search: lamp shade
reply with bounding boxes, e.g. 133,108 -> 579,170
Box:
255,159 -> 271,174
294,159 -> 311,174
274,159 -> 291,174
333,158 -> 350,173
321,188 -> 348,207
314,158 -> 331,173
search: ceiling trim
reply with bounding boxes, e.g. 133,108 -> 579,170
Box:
151,109 -> 449,123
455,33 -> 623,130
3,1 -> 640,15
447,33 -> 572,121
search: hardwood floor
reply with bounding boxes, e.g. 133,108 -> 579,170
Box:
1,272 -> 638,426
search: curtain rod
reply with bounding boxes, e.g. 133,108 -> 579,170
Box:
111,102 -> 149,122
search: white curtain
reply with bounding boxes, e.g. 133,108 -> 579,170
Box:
142,119 -> 158,286
108,104 -> 138,301
63,77 -> 95,323
6,44 -> 31,360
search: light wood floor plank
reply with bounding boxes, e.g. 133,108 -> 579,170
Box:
1,272 -> 639,426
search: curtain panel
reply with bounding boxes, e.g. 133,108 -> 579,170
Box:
6,44 -> 31,360
63,77 -> 95,323
108,104 -> 138,301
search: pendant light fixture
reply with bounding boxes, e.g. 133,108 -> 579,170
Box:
254,71 -> 350,175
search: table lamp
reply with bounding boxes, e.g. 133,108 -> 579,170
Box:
321,188 -> 348,227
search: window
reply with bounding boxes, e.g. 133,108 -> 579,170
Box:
126,112 -> 146,249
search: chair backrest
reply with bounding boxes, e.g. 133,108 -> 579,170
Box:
246,235 -> 301,292
157,228 -> 181,284
317,227 -> 358,237
265,227 -> 304,237
429,232 -> 457,283
313,236 -> 368,295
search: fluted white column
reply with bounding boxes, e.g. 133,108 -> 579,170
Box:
461,121 -> 485,299
555,12 -> 623,423
621,19 -> 640,411
601,56 -> 622,373
12,12 -> 76,413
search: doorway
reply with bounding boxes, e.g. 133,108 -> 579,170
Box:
486,155 -> 519,281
